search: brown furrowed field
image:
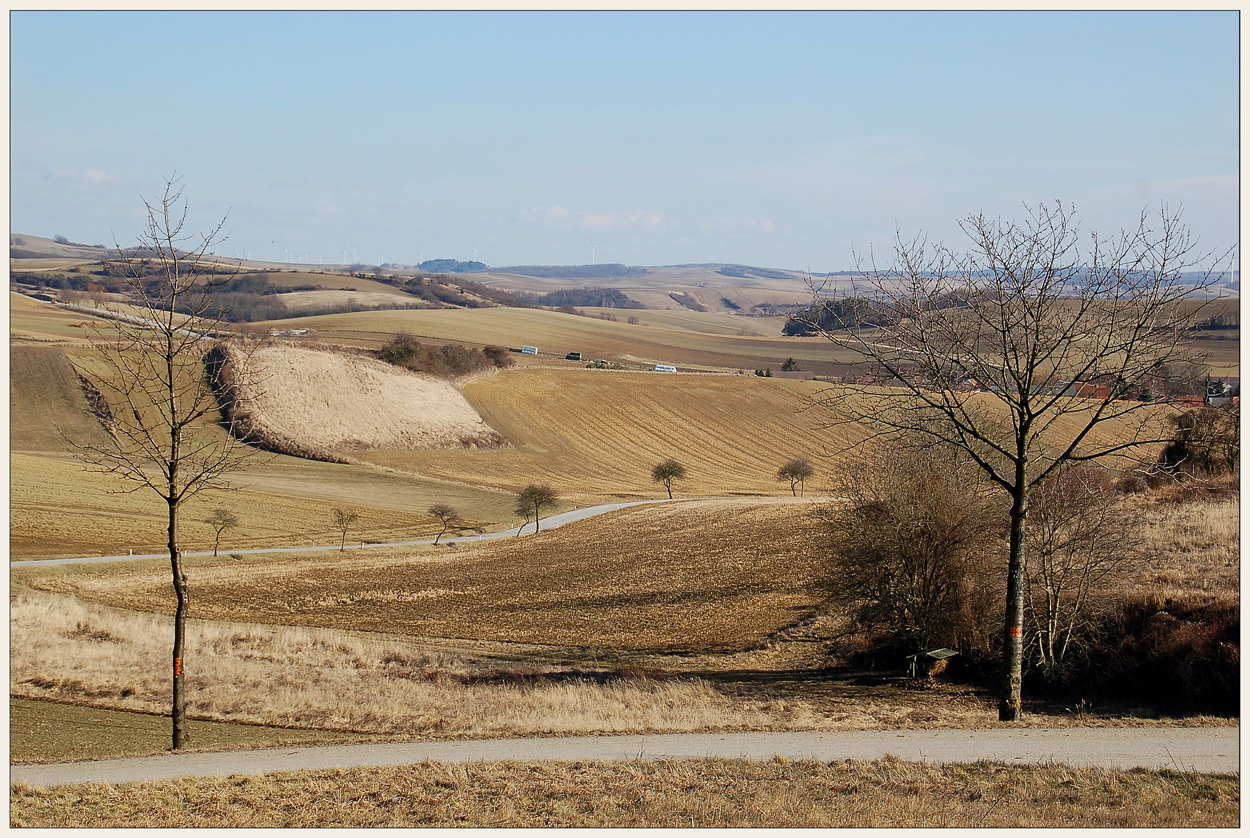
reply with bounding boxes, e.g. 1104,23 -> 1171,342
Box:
14,500 -> 828,652
356,370 -> 860,498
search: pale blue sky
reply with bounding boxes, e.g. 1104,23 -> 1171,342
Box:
9,11 -> 1239,271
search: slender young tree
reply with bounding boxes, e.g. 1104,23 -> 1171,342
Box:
427,502 -> 460,545
332,507 -> 359,551
777,458 -> 815,496
797,203 -> 1227,721
73,175 -> 255,750
651,458 -> 687,499
515,484 -> 558,534
205,508 -> 238,557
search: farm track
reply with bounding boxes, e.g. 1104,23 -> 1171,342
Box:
13,727 -> 1240,788
9,498 -> 689,567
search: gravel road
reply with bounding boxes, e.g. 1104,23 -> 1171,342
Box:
13,728 -> 1238,788
9,499 -> 680,567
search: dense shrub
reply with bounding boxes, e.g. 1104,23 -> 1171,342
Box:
1157,405 -> 1240,477
377,332 -> 512,379
819,442 -> 1003,659
1072,596 -> 1239,715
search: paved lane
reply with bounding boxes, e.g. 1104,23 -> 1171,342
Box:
13,727 -> 1238,788
9,499 -> 680,567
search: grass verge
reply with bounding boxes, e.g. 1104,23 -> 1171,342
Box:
10,758 -> 1239,827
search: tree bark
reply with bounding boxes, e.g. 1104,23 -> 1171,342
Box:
999,487 -> 1028,722
169,496 -> 188,750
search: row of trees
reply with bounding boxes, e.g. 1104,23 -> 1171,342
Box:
650,457 -> 815,498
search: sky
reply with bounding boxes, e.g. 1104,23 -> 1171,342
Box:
8,11 -> 1240,272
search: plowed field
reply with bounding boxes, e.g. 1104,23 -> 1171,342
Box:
15,499 -> 828,653
352,370 -> 856,498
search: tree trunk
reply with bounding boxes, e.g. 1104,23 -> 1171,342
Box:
169,496 -> 188,750
667,483 -> 673,499
999,487 -> 1028,722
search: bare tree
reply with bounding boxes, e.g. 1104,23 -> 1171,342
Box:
515,484 -> 558,534
777,457 -> 815,497
427,502 -> 460,545
1023,465 -> 1134,684
205,508 -> 238,557
798,203 -> 1227,721
651,458 -> 687,499
332,507 -> 359,551
73,175 -> 254,750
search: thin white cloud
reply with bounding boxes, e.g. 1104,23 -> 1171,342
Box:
522,206 -> 664,231
52,168 -> 120,184
522,205 -> 571,223
580,210 -> 663,231
700,216 -> 779,234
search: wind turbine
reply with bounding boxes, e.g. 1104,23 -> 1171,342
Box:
591,240 -> 597,266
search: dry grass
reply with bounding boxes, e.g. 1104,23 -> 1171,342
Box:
1117,493 -> 1239,604
10,758 -> 1238,828
10,698 -> 374,764
232,343 -> 504,452
9,587 -> 819,740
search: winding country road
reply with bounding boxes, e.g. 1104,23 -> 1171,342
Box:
12,728 -> 1239,788
10,498 -> 687,567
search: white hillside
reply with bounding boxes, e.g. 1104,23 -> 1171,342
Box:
233,344 -> 505,454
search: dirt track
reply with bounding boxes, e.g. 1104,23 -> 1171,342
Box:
12,728 -> 1238,788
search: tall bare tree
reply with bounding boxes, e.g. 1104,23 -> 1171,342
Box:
205,508 -> 238,557
797,203 -> 1227,721
332,507 -> 359,551
74,175 -> 254,749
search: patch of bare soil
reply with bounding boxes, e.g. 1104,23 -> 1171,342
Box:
228,343 -> 505,455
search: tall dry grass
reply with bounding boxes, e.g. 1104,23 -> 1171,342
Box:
9,588 -> 814,738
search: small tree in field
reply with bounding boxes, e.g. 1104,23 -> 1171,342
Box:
651,458 -> 687,499
205,508 -> 238,557
777,458 -> 815,497
428,502 -> 460,545
515,484 -> 557,534
798,203 -> 1228,720
72,175 -> 256,750
332,507 -> 358,551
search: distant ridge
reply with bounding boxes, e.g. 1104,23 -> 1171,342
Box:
494,264 -> 648,279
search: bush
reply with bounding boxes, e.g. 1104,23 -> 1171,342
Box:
377,332 -> 505,379
819,442 -> 1003,660
1157,405 -> 1239,478
1074,596 -> 1239,715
